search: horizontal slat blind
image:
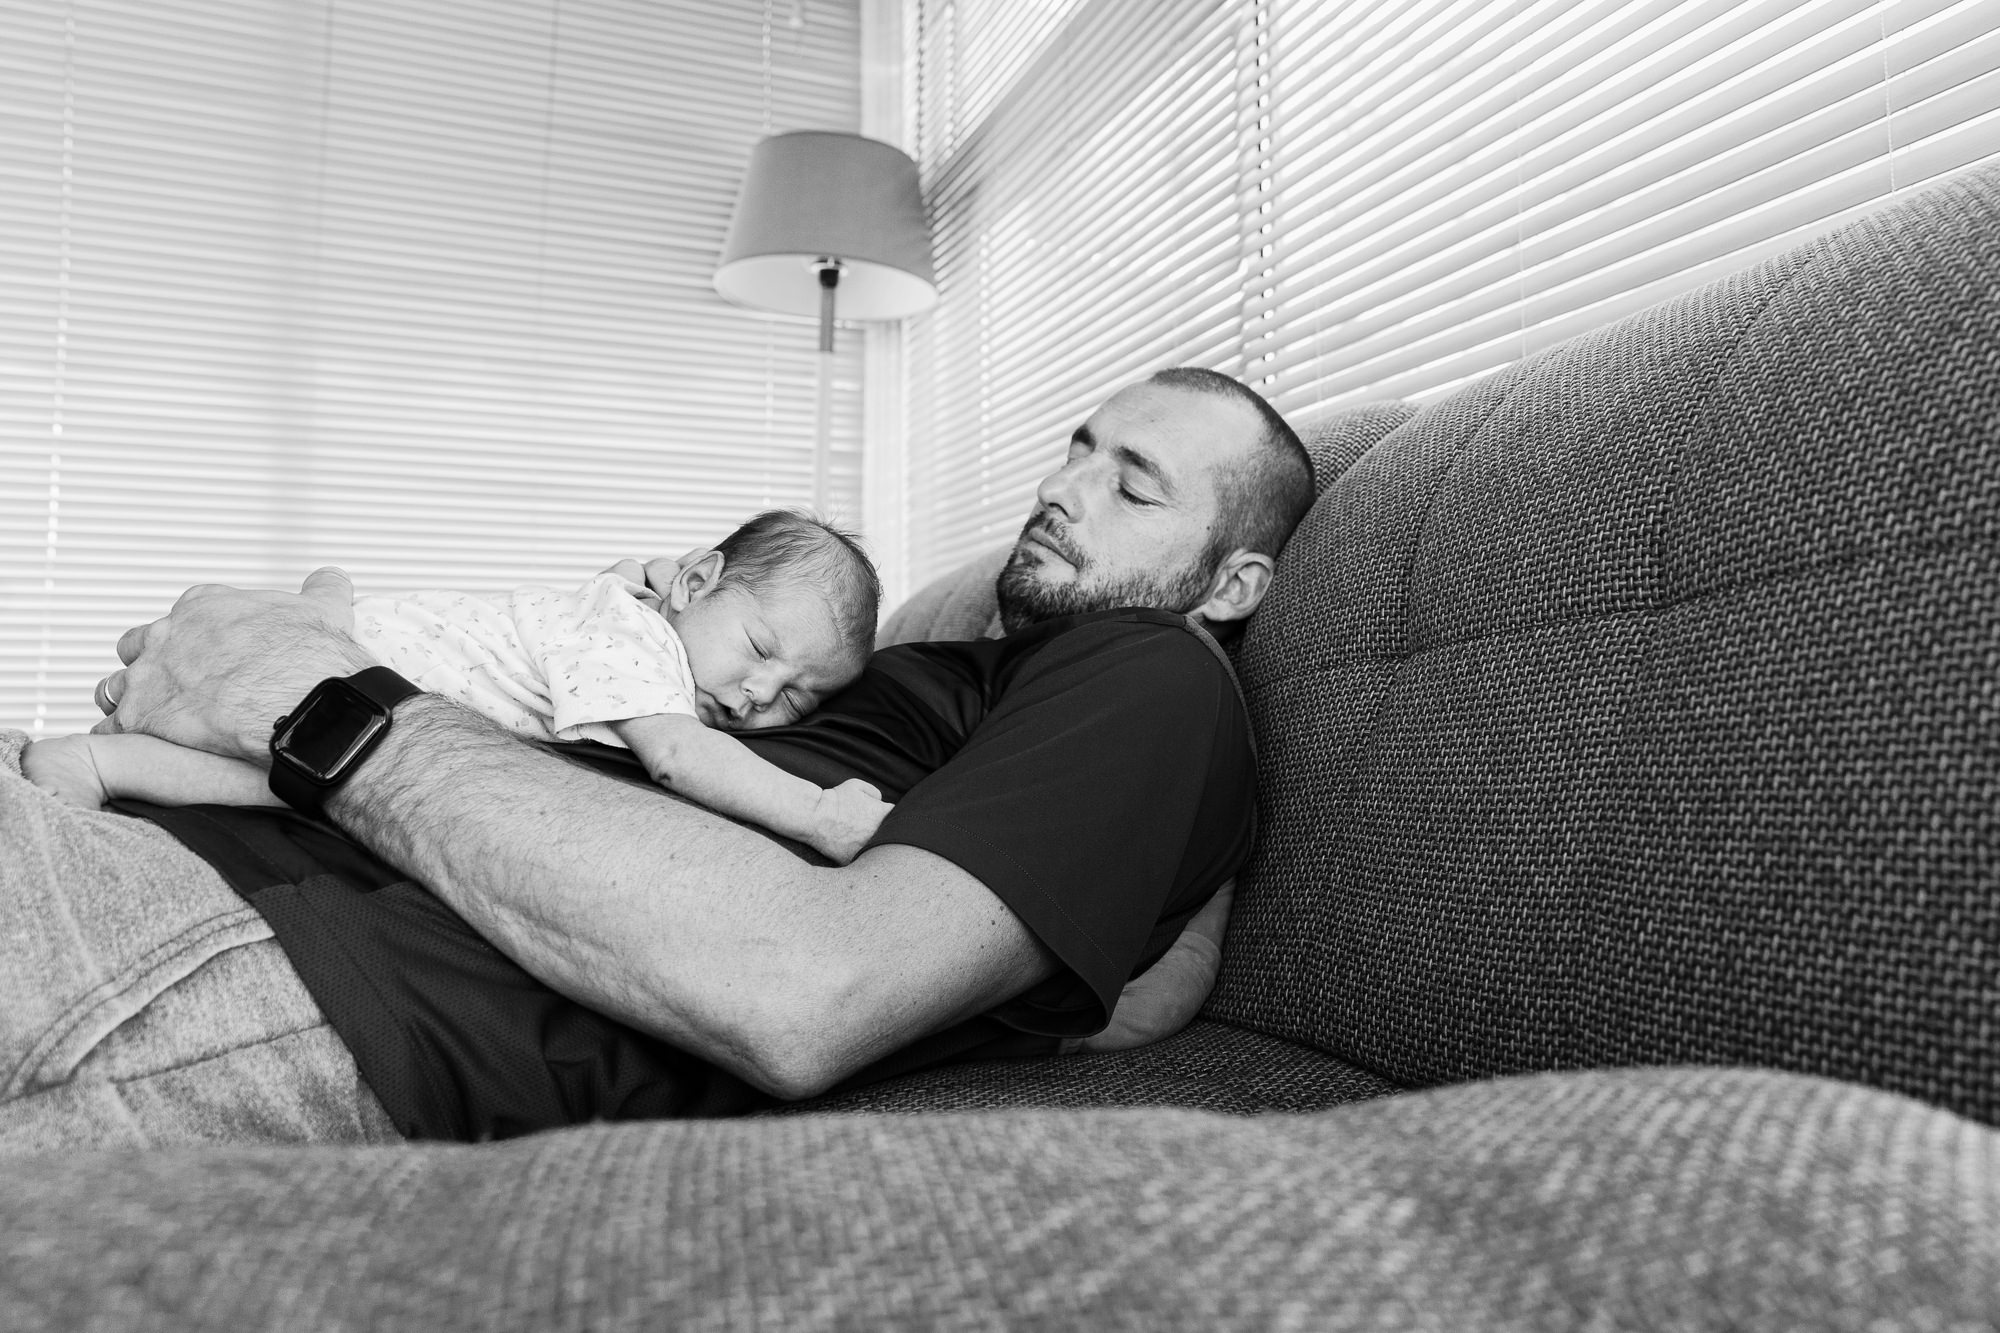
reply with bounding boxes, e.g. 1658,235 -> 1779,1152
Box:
903,0 -> 1262,578
895,0 -> 2000,587
1256,0 -> 2000,410
0,0 -> 861,736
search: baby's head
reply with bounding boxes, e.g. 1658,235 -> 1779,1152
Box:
661,510 -> 880,731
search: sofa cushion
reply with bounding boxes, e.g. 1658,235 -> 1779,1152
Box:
1295,397 -> 1421,490
1216,164 -> 2000,1124
771,1017 -> 1400,1115
6,1067 -> 1993,1330
876,544 -> 1009,647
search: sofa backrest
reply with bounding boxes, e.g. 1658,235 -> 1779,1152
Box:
1212,163 -> 2000,1125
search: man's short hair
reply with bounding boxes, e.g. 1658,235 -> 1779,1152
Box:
714,509 -> 882,660
1148,366 -> 1316,565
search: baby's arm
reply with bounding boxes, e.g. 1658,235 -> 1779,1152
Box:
23,733 -> 285,811
608,713 -> 889,865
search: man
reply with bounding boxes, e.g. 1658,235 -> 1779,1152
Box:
0,366 -> 1314,1148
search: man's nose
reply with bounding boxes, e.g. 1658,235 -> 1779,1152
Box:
1036,459 -> 1084,520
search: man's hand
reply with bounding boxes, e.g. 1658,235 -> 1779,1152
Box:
93,567 -> 376,763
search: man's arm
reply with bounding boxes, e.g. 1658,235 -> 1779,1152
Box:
337,701 -> 1057,1095
98,572 -> 1059,1099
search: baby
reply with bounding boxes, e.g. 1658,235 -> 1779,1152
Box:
24,510 -> 891,863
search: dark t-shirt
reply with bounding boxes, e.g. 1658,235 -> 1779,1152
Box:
125,608 -> 1256,1139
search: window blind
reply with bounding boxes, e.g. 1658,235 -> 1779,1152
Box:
892,0 -> 2000,589
0,0 -> 862,736
902,0 -> 1258,579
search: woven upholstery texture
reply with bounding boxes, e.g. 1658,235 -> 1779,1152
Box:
1216,166 -> 2000,1123
1293,398 -> 1423,494
774,1018 -> 1400,1115
6,1066 -> 1992,1331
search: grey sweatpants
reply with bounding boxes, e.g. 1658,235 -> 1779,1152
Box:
0,730 -> 401,1155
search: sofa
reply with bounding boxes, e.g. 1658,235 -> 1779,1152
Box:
3,164 -> 1995,1330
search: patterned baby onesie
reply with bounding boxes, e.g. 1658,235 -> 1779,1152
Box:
350,572 -> 696,748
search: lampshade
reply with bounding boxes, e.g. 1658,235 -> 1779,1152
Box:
713,131 -> 937,321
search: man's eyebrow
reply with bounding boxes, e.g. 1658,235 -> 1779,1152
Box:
1110,442 -> 1176,498
1072,422 -> 1177,498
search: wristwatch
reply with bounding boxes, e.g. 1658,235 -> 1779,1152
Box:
268,666 -> 424,817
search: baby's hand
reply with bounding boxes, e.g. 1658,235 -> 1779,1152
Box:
808,778 -> 892,865
598,558 -> 661,609
21,735 -> 112,811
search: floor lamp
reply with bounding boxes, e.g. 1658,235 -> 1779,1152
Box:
713,131 -> 937,513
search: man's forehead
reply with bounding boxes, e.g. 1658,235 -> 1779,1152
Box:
1084,381 -> 1258,474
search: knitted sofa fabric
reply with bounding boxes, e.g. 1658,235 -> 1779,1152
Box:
1298,398 -> 1422,491
5,1068 -> 1991,1331
782,1018 -> 1400,1115
1217,165 -> 2000,1123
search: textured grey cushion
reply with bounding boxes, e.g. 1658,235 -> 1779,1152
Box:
875,544 -> 1009,647
5,1066 -> 1993,1330
1293,398 -> 1422,494
1216,165 -> 2000,1124
776,1018 -> 1400,1115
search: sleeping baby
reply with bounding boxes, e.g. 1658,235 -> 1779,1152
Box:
24,509 -> 891,863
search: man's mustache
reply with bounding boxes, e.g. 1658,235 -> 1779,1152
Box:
1019,512 -> 1083,566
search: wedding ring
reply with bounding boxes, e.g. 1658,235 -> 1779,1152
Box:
94,673 -> 122,715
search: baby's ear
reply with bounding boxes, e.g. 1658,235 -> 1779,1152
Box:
668,550 -> 727,611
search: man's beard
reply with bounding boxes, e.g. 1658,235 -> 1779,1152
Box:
995,512 -> 1215,633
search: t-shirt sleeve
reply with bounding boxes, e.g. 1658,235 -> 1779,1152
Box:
868,617 -> 1256,1037
520,574 -> 701,743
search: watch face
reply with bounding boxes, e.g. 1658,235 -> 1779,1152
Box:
275,684 -> 390,779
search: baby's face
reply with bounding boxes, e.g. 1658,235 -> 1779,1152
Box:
670,583 -> 860,731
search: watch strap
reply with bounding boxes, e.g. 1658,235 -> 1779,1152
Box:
345,664 -> 425,713
268,666 -> 423,817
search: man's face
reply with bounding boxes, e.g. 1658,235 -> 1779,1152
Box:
996,381 -> 1258,631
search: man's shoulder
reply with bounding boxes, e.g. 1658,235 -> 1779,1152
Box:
1001,609 -> 1242,706
1010,606 -> 1217,653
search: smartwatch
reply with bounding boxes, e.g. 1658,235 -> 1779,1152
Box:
268,666 -> 424,817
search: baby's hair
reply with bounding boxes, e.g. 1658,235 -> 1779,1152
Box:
713,509 -> 881,661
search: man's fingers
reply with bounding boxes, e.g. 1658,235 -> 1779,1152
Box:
115,619 -> 161,666
300,565 -> 354,604
170,583 -> 228,611
93,672 -> 125,716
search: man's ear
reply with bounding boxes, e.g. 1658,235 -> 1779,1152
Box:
1188,549 -> 1274,625
667,550 -> 727,612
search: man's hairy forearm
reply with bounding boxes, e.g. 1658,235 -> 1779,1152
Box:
323,696 -> 1053,1096
96,575 -> 1053,1098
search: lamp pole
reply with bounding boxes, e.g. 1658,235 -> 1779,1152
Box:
814,260 -> 841,513
712,132 -> 935,520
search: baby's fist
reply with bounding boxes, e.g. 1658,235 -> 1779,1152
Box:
22,735 -> 111,811
810,778 -> 892,866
